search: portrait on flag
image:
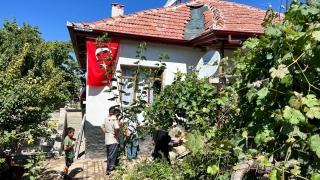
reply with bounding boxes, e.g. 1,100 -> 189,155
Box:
86,38 -> 120,86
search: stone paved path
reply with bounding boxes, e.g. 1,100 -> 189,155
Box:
37,131 -> 192,179
39,157 -> 110,180
39,155 -> 149,180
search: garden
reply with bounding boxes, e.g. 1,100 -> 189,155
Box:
106,1 -> 320,179
1,0 -> 320,180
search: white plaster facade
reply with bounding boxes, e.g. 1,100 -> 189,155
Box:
86,40 -> 202,126
85,39 -> 235,126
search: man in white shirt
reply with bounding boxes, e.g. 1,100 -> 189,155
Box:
101,107 -> 119,175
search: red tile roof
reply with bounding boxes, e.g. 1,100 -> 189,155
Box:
71,0 -> 271,40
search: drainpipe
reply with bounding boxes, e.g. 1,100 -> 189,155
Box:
228,35 -> 242,44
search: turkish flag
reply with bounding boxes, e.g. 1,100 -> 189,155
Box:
86,38 -> 120,86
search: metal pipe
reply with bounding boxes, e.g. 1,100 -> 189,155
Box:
228,35 -> 242,44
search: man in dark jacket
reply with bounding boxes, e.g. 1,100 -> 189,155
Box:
152,127 -> 171,164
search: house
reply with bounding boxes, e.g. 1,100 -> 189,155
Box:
67,0 -> 269,158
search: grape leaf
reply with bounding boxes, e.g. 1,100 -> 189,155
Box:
286,137 -> 295,143
185,133 -> 205,154
270,64 -> 289,79
306,107 -> 320,119
207,165 -> 219,175
233,165 -> 238,170
302,94 -> 320,108
248,148 -> 258,156
290,165 -> 301,175
242,131 -> 248,138
257,155 -> 271,166
310,134 -> 320,158
312,31 -> 320,41
242,38 -> 260,49
265,26 -> 282,37
280,75 -> 293,86
289,96 -> 302,109
293,126 -> 307,139
246,88 -> 258,102
266,53 -> 273,59
283,106 -> 305,124
311,173 -> 320,180
270,169 -> 281,180
257,88 -> 269,99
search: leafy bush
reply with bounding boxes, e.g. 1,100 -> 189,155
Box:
0,18 -> 80,179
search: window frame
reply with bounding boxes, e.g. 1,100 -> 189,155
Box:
119,65 -> 164,104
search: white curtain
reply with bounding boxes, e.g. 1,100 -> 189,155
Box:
121,68 -> 133,102
121,78 -> 133,102
136,72 -> 148,102
149,80 -> 154,104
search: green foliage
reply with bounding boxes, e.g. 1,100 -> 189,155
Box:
144,71 -> 238,179
227,0 -> 320,178
105,0 -> 320,179
22,150 -> 46,180
0,18 -> 80,177
207,165 -> 219,175
270,169 -> 281,180
140,0 -> 320,179
311,173 -> 320,180
145,72 -> 228,132
185,132 -> 205,154
114,159 -> 181,180
0,158 -> 8,175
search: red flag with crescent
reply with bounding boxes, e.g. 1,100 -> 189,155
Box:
86,38 -> 120,86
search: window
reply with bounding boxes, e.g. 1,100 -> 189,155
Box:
121,67 -> 163,104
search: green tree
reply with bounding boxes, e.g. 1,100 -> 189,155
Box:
0,18 -> 80,177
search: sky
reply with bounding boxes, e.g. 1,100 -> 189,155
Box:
0,0 -> 291,42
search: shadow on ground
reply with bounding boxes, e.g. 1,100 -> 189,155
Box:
68,167 -> 83,178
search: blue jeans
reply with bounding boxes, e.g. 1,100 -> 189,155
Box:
125,133 -> 139,159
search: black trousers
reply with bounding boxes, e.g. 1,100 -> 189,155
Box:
106,143 -> 119,172
153,143 -> 171,165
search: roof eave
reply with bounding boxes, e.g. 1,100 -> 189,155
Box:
191,29 -> 264,46
213,30 -> 263,39
69,26 -> 193,46
67,26 -> 86,70
68,25 -> 194,69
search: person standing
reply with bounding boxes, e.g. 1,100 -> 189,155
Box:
58,127 -> 78,180
123,113 -> 139,162
101,107 -> 120,175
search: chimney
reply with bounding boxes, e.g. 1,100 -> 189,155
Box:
111,3 -> 125,17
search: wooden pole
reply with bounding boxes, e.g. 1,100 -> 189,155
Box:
217,82 -> 221,129
217,42 -> 225,129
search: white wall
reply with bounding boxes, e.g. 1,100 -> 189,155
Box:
86,40 -> 205,126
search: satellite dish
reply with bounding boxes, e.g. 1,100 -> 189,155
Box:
196,50 -> 220,79
164,0 -> 177,7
